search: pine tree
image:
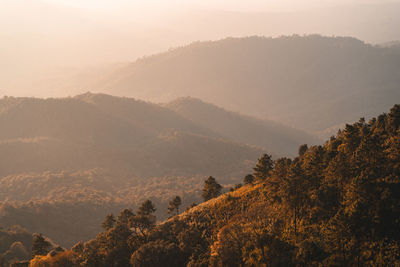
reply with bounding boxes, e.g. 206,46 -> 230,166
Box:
202,176 -> 222,201
131,200 -> 157,240
167,196 -> 182,217
102,214 -> 116,231
298,144 -> 308,156
117,209 -> 135,225
244,174 -> 255,185
253,154 -> 274,180
137,200 -> 156,216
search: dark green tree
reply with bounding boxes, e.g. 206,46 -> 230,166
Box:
102,214 -> 116,231
202,176 -> 222,201
137,200 -> 156,216
103,223 -> 132,267
298,144 -> 308,156
130,240 -> 185,267
117,209 -> 135,226
130,200 -> 157,241
253,154 -> 274,180
244,174 -> 255,185
167,196 -> 182,217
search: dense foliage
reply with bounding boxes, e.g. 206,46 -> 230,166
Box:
0,93 -> 268,246
28,105 -> 400,266
0,173 -> 205,247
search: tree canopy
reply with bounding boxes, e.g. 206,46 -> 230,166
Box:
201,176 -> 223,201
25,104 -> 400,266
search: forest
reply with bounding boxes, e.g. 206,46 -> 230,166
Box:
7,104 -> 398,266
2,1 -> 400,266
85,35 -> 400,137
0,92 -> 319,248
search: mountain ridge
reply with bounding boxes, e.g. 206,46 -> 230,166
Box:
82,35 -> 400,136
165,96 -> 320,157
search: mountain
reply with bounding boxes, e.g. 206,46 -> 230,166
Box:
379,40 -> 400,48
0,93 -> 270,247
26,104 -> 400,266
87,35 -> 400,137
166,97 -> 320,157
3,1 -> 400,98
0,93 -> 262,179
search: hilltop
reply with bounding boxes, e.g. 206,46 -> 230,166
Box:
166,97 -> 320,157
0,93 -> 262,179
84,35 -> 400,136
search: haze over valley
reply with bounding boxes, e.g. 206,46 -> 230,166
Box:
1,0 -> 400,266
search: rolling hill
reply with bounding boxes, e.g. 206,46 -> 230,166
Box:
0,93 -> 267,246
86,35 -> 400,137
165,97 -> 320,157
25,104 -> 400,266
0,93 -> 263,179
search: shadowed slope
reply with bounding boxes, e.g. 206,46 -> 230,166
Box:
91,35 -> 400,136
166,97 -> 320,157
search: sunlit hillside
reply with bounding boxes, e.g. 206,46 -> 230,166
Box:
1,0 -> 400,266
25,104 -> 400,266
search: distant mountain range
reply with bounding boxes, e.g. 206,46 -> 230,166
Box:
80,35 -> 400,137
0,93 -> 318,246
0,93 -> 317,180
165,97 -> 319,156
0,93 -> 263,180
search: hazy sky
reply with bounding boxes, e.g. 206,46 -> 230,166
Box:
1,0 -> 400,97
41,0 -> 398,11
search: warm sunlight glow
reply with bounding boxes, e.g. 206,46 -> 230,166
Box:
1,0 -> 400,98
1,1 -> 400,265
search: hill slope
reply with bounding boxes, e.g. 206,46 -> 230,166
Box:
0,93 -> 262,179
166,97 -> 320,157
32,104 -> 400,266
90,35 -> 400,136
0,93 -> 267,246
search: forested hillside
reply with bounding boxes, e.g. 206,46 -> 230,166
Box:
1,93 -> 317,247
166,97 -> 320,157
88,35 -> 400,136
0,171 -> 206,248
0,93 -> 262,178
26,104 -> 400,266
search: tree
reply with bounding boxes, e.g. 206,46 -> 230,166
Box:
117,209 -> 135,226
103,223 -> 132,267
253,154 -> 274,180
130,200 -> 157,240
202,176 -> 222,201
81,239 -> 105,267
32,233 -> 52,257
137,200 -> 156,216
298,144 -> 308,156
244,174 -> 255,185
210,223 -> 247,267
130,240 -> 185,267
168,196 -> 182,217
102,214 -> 116,231
279,163 -> 309,236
